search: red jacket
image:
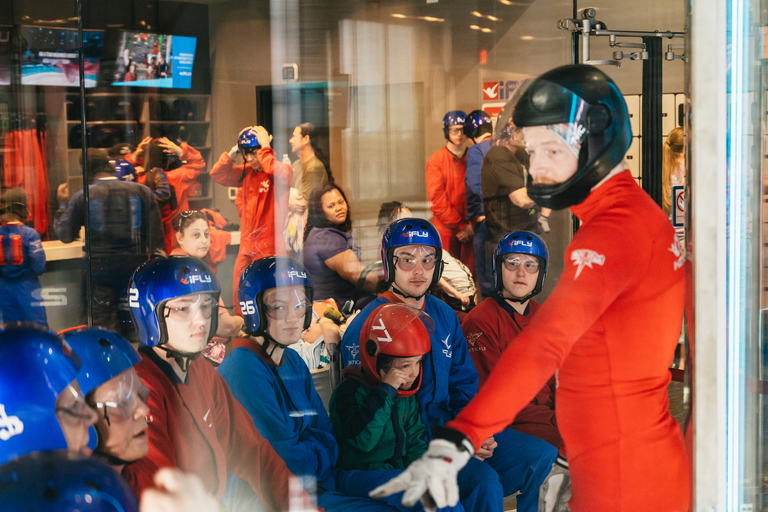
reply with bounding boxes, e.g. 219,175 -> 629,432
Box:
127,350 -> 303,511
425,146 -> 468,233
129,143 -> 205,252
461,297 -> 561,450
448,171 -> 689,511
210,149 -> 292,258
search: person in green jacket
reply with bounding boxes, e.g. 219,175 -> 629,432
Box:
330,303 -> 434,472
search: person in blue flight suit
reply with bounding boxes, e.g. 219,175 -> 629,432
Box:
0,187 -> 47,325
341,217 -> 557,512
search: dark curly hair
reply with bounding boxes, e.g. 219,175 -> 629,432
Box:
304,182 -> 352,243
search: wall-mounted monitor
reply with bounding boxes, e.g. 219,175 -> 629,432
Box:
109,32 -> 196,89
20,27 -> 103,87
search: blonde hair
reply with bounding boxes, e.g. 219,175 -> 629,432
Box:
662,127 -> 685,215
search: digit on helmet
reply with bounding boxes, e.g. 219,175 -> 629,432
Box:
507,64 -> 632,210
238,256 -> 314,337
0,451 -> 139,512
493,231 -> 548,302
359,303 -> 434,398
442,110 -> 467,140
463,109 -> 492,139
380,217 -> 444,286
128,256 -> 220,369
0,323 -> 82,465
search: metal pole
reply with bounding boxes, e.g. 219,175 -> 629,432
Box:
76,0 -> 92,325
641,37 -> 663,206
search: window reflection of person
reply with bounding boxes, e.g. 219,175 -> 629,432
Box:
0,187 -> 47,325
53,151 -> 164,337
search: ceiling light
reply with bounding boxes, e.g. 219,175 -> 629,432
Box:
471,11 -> 482,17
520,35 -> 534,40
487,15 -> 501,21
481,27 -> 492,33
421,16 -> 444,22
391,13 -> 407,18
470,25 -> 480,30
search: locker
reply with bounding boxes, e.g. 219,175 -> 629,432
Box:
662,93 -> 676,137
626,137 -> 641,182
624,95 -> 641,137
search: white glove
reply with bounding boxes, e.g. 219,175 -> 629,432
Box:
228,145 -> 240,160
369,438 -> 472,512
538,215 -> 551,234
538,455 -> 571,512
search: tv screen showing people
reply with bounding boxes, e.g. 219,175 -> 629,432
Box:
110,32 -> 196,89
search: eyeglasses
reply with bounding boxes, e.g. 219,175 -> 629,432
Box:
265,300 -> 310,321
502,257 -> 540,274
91,378 -> 151,427
394,255 -> 438,272
241,147 -> 257,156
164,294 -> 215,322
55,385 -> 98,428
447,127 -> 464,135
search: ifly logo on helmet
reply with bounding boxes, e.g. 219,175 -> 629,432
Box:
281,271 -> 307,279
509,240 -> 533,248
181,274 -> 213,285
403,231 -> 429,238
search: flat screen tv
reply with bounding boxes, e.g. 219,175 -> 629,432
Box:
110,32 -> 196,89
20,27 -> 103,87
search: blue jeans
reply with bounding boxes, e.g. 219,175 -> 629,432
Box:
458,428 -> 557,512
473,220 -> 494,298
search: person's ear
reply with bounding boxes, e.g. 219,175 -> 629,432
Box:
175,231 -> 183,245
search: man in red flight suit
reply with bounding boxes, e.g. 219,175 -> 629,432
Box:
372,65 -> 689,512
461,230 -> 561,451
210,126 -> 292,310
426,111 -> 474,273
129,136 -> 206,252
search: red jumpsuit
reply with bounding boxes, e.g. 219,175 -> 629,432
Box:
127,350 -> 305,510
425,146 -> 473,273
129,143 -> 205,252
447,171 -> 689,512
461,298 -> 562,450
210,149 -> 292,309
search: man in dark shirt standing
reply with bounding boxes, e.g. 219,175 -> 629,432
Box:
55,150 -> 163,336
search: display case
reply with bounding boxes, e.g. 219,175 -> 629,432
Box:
64,92 -> 213,203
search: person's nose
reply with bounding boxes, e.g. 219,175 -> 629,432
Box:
516,263 -> 528,277
135,399 -> 151,420
191,305 -> 208,325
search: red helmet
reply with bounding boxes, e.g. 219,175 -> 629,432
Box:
359,303 -> 434,397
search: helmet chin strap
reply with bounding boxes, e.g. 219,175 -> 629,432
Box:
93,448 -> 140,468
155,344 -> 202,373
391,285 -> 427,301
496,290 -> 535,305
256,332 -> 292,360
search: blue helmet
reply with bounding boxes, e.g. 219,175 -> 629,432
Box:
237,127 -> 260,152
59,327 -> 140,398
128,256 -> 221,347
463,110 -> 492,139
380,217 -> 444,285
113,159 -> 137,182
59,326 -> 140,453
442,110 -> 467,139
239,256 -> 314,335
0,323 -> 81,465
493,231 -> 548,299
0,450 -> 139,512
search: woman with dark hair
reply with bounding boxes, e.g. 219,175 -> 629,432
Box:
286,123 -> 335,258
301,183 -> 379,309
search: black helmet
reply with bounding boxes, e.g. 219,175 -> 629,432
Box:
510,64 -> 631,210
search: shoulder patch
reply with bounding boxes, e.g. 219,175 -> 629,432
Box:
570,249 -> 606,279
